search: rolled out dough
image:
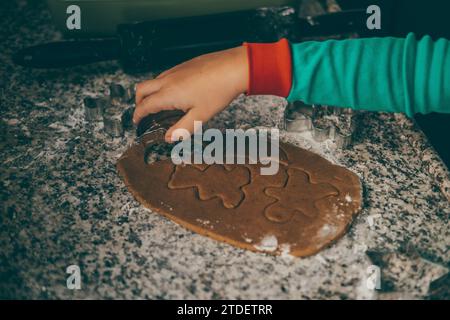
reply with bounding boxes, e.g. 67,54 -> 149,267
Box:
117,140 -> 362,257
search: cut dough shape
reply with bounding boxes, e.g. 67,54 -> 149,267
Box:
168,164 -> 251,209
117,141 -> 362,257
264,168 -> 339,223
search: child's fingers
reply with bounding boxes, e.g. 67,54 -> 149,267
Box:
156,69 -> 172,79
165,109 -> 206,143
135,79 -> 163,105
133,93 -> 174,125
156,66 -> 179,79
157,60 -> 190,79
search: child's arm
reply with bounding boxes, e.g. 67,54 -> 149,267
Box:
284,33 -> 450,116
133,33 -> 450,142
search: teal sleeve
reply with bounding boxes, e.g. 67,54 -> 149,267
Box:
287,33 -> 450,116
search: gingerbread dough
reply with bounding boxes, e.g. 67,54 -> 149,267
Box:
117,139 -> 362,257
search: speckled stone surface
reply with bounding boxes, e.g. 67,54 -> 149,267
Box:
0,0 -> 449,300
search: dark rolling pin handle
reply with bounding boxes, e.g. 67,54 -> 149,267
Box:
13,39 -> 120,68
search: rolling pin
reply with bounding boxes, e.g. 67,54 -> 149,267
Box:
13,8 -> 366,72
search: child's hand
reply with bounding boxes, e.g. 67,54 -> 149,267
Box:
133,46 -> 248,143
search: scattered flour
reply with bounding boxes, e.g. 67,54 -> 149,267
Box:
195,219 -> 210,226
315,254 -> 328,265
254,235 -> 278,252
367,214 -> 382,228
317,224 -> 338,239
279,244 -> 295,260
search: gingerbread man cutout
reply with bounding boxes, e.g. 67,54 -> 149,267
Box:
264,168 -> 339,223
168,164 -> 251,209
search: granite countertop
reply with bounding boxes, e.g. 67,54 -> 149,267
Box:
0,0 -> 449,300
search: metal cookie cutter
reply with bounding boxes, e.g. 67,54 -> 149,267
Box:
136,110 -> 185,164
285,102 -> 357,148
83,83 -> 136,137
109,83 -> 135,104
285,101 -> 313,133
83,96 -> 105,121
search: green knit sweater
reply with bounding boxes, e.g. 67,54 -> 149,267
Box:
287,33 -> 450,116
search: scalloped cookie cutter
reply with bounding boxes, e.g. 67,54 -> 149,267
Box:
285,102 -> 357,148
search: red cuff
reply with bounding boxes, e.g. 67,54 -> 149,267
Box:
243,38 -> 292,98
